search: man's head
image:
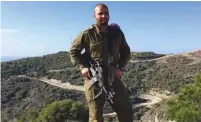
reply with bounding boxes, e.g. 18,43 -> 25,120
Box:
93,3 -> 109,26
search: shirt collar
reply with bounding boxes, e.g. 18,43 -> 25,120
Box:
94,23 -> 110,34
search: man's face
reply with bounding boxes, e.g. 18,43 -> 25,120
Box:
94,5 -> 110,26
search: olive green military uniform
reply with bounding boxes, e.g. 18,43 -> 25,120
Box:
70,24 -> 133,122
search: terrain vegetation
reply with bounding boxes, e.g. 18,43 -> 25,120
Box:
1,49 -> 201,122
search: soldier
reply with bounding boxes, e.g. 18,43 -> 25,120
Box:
70,3 -> 133,122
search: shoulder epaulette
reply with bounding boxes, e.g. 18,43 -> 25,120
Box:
83,25 -> 95,32
82,24 -> 95,34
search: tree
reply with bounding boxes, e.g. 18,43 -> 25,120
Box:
36,99 -> 88,122
166,72 -> 201,122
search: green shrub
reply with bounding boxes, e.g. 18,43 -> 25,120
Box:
36,99 -> 88,122
166,73 -> 201,122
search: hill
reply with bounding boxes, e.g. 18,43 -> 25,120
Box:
1,56 -> 26,62
1,50 -> 201,122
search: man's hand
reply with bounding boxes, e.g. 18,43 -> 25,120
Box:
114,68 -> 122,79
81,68 -> 91,79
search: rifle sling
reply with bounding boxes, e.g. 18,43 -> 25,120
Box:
102,29 -> 115,87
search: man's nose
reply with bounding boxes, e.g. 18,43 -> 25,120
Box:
102,14 -> 108,18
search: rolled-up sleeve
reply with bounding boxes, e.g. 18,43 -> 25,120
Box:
70,31 -> 87,68
118,30 -> 131,67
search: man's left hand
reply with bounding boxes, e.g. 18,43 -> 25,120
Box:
114,68 -> 122,79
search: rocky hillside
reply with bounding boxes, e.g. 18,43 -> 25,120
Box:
1,50 -> 201,122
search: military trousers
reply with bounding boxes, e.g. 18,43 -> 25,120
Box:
84,78 -> 133,122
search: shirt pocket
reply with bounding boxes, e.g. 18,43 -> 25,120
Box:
90,42 -> 103,59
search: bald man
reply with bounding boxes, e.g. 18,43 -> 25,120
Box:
70,3 -> 133,122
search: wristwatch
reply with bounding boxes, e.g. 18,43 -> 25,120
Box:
78,64 -> 84,70
118,66 -> 124,71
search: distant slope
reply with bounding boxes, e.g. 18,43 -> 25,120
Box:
123,49 -> 201,94
1,51 -> 73,79
1,56 -> 26,62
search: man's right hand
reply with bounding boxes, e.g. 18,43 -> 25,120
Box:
81,68 -> 91,79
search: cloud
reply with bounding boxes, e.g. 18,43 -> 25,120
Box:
0,29 -> 18,33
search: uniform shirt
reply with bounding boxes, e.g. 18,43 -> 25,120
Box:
70,23 -> 131,69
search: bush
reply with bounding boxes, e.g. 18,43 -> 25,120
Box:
36,99 -> 88,122
17,110 -> 38,122
166,73 -> 201,122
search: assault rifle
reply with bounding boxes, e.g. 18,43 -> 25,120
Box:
81,52 -> 114,104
